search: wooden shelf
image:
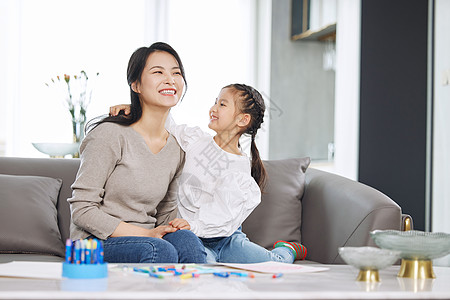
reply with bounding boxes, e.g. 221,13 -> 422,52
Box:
292,23 -> 336,41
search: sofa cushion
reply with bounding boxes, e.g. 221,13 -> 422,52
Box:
0,174 -> 65,257
242,157 -> 310,249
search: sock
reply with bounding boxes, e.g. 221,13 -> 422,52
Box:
273,240 -> 307,260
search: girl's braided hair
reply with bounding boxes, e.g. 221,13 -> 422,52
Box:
225,83 -> 267,190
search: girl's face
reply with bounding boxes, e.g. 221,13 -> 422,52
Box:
208,88 -> 243,133
133,51 -> 184,109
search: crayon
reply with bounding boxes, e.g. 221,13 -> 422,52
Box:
272,273 -> 283,278
65,239 -> 72,263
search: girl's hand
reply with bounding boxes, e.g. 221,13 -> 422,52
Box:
109,104 -> 131,116
169,218 -> 191,230
149,225 -> 177,238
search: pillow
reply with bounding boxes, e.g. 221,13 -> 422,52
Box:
0,174 -> 65,257
242,157 -> 310,249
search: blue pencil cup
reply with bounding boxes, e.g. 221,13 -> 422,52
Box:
62,262 -> 108,279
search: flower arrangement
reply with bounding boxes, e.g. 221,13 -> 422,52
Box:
46,70 -> 99,143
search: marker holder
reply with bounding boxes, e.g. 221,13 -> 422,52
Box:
62,262 -> 108,279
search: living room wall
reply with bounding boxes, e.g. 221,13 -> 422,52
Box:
432,0 -> 450,236
268,1 -> 335,161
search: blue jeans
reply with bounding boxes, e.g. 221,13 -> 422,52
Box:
200,229 -> 294,264
103,230 -> 207,263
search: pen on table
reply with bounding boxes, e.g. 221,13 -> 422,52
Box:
272,273 -> 283,278
230,272 -> 254,278
65,239 -> 72,263
213,272 -> 230,278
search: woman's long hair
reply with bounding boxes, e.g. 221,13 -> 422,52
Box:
86,42 -> 187,132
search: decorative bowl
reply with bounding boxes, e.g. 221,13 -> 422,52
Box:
339,246 -> 401,282
339,246 -> 401,270
370,230 -> 450,260
32,143 -> 80,157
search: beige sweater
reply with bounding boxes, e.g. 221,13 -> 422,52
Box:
68,122 -> 185,240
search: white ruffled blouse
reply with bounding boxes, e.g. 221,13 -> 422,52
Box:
166,114 -> 261,238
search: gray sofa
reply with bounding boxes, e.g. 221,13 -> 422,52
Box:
0,156 -> 410,264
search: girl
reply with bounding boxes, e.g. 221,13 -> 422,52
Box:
68,42 -> 206,264
110,83 -> 306,263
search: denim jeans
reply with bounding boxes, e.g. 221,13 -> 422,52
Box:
103,230 -> 207,263
200,229 -> 294,264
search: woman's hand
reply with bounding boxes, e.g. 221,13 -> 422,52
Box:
149,225 -> 178,238
169,218 -> 191,230
111,221 -> 177,239
109,104 -> 131,116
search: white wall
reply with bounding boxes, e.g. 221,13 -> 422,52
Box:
331,0 -> 361,180
432,0 -> 450,266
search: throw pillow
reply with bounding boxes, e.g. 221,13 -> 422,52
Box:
0,174 -> 65,257
242,157 -> 311,249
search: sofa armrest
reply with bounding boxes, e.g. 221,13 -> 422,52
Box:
301,168 -> 402,264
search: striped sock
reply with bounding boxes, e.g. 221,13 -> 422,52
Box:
273,240 -> 307,260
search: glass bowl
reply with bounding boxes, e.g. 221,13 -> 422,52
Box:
370,230 -> 450,260
338,246 -> 401,270
32,142 -> 80,157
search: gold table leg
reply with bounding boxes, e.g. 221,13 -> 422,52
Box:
356,269 -> 380,282
398,259 -> 436,279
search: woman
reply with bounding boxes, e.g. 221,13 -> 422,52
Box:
68,42 -> 206,263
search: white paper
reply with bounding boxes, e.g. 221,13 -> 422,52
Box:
218,261 -> 329,274
0,261 -> 62,279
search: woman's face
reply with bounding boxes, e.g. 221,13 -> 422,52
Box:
133,51 -> 184,109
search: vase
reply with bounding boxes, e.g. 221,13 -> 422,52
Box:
72,120 -> 85,158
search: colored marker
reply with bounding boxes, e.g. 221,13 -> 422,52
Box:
148,273 -> 164,279
133,267 -> 150,274
74,240 -> 81,264
97,240 -> 104,264
80,239 -> 85,264
91,239 -> 97,264
230,272 -> 253,277
65,239 -> 72,263
179,273 -> 194,279
213,272 -> 230,278
85,239 -> 92,264
272,273 -> 283,278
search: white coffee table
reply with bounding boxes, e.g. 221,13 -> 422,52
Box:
1,263 -> 450,299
